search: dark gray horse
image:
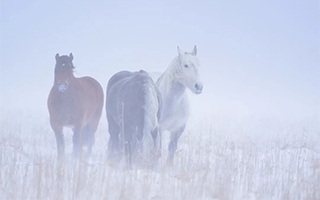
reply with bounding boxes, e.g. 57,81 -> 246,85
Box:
106,70 -> 162,169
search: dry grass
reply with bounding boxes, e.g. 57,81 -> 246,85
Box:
0,111 -> 319,200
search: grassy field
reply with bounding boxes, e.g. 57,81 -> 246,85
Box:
0,110 -> 319,200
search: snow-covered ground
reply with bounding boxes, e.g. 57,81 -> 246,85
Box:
0,110 -> 319,200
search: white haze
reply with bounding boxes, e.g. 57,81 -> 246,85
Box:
0,0 -> 319,199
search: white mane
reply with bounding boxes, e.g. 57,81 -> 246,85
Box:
156,57 -> 180,96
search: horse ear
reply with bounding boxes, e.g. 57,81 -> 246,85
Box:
55,53 -> 59,62
69,53 -> 73,62
191,45 -> 197,56
177,46 -> 184,56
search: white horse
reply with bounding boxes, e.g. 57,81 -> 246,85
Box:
156,46 -> 203,165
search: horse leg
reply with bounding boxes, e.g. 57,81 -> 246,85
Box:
167,125 -> 185,166
84,107 -> 103,157
82,123 -> 97,157
124,135 -> 132,170
107,116 -> 121,163
54,127 -> 65,159
72,126 -> 84,159
123,125 -> 136,170
50,119 -> 65,159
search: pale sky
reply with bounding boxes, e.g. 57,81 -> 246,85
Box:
1,0 -> 319,120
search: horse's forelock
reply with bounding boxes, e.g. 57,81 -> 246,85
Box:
181,53 -> 200,66
56,55 -> 75,69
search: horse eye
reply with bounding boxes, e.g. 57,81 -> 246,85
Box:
184,64 -> 188,68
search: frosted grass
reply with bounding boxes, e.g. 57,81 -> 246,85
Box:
0,111 -> 319,199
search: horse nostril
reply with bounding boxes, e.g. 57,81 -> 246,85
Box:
195,84 -> 202,90
57,83 -> 68,92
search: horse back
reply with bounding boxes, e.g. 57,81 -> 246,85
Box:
106,71 -> 133,97
106,70 -> 160,133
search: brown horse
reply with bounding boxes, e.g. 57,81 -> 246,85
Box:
47,53 -> 104,159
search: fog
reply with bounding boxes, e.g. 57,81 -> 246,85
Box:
0,0 -> 319,199
1,0 -> 319,119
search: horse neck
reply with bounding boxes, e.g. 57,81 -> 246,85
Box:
69,73 -> 77,83
156,57 -> 186,100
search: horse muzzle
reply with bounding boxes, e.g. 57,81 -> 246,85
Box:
57,83 -> 68,92
194,83 -> 203,94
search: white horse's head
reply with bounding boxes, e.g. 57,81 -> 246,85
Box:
175,46 -> 203,94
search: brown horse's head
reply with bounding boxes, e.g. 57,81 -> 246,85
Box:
54,53 -> 75,92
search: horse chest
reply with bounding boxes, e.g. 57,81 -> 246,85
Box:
49,92 -> 81,123
165,82 -> 188,112
160,94 -> 189,131
53,95 -> 75,110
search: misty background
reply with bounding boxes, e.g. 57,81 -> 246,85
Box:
1,0 -> 319,123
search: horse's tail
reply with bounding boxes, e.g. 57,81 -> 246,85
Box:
140,71 -> 161,165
